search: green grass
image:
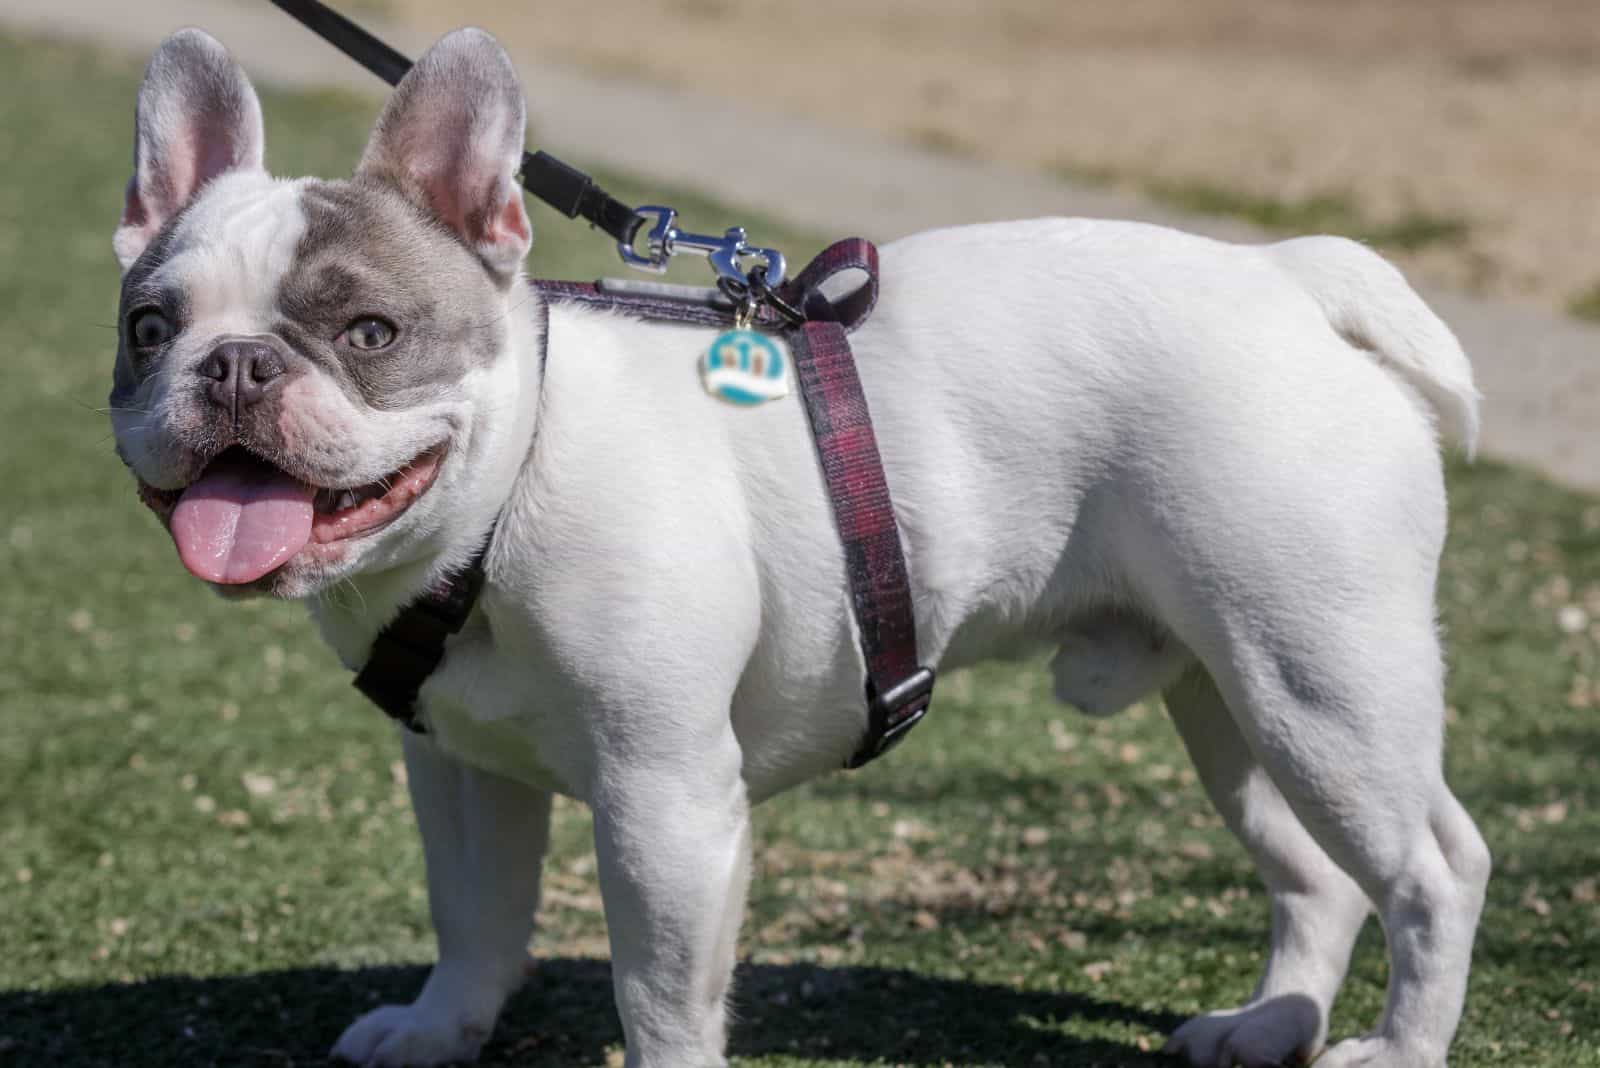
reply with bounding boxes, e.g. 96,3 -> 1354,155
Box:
1568,282 -> 1600,323
907,124 -> 977,158
1140,180 -> 1472,252
1052,161 -> 1471,254
2,31 -> 1598,1068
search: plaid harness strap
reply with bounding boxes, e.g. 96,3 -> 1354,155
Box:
784,244 -> 935,766
356,239 -> 934,769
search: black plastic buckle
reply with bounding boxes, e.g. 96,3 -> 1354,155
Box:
848,666 -> 936,769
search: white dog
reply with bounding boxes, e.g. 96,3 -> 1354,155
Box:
109,26 -> 1489,1068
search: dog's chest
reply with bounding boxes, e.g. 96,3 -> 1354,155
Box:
414,625 -> 578,793
316,599 -> 576,792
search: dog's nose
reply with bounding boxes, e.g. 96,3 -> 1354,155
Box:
199,339 -> 287,417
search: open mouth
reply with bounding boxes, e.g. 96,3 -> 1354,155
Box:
139,444 -> 445,585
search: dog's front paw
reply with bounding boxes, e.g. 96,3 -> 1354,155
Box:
1163,995 -> 1322,1067
331,1002 -> 489,1067
1316,1034 -> 1443,1068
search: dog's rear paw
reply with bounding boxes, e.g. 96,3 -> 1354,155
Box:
331,1003 -> 489,1067
1315,1035 -> 1443,1068
1163,994 -> 1322,1067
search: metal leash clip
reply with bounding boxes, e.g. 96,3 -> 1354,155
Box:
619,205 -> 788,289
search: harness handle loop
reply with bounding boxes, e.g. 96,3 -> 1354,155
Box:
778,240 -> 880,332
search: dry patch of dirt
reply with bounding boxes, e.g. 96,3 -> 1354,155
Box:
391,0 -> 1600,315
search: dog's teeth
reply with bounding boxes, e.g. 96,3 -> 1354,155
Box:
337,490 -> 358,511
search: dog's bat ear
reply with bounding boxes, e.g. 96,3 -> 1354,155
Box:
114,29 -> 265,271
355,28 -> 532,280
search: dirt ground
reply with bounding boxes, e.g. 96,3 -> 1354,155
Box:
389,0 -> 1600,317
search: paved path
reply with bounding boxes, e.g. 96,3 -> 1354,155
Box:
12,0 -> 1595,491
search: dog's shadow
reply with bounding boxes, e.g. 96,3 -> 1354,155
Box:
2,957 -> 1187,1066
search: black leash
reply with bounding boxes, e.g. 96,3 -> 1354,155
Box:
268,0 -> 643,249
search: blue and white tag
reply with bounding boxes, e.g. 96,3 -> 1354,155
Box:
700,329 -> 790,407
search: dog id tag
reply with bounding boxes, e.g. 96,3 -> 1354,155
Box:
700,329 -> 790,407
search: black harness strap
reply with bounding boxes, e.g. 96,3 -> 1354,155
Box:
268,0 -> 644,248
352,540 -> 489,731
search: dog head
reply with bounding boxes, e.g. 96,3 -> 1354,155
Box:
109,27 -> 535,599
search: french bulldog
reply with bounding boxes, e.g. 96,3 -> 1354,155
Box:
109,26 -> 1490,1068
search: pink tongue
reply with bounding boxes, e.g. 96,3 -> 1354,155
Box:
169,453 -> 316,584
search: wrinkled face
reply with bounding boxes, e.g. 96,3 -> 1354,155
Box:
113,175 -> 512,596
109,27 -> 533,598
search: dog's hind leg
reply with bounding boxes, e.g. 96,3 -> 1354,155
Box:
1200,613 -> 1489,1068
332,731 -> 553,1067
1162,666 -> 1372,1068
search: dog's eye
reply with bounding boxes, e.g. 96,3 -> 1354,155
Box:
129,308 -> 174,349
342,317 -> 397,352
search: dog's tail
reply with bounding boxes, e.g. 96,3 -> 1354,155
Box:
1271,235 -> 1480,455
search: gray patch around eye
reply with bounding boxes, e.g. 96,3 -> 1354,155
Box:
114,220 -> 195,399
275,179 -> 508,410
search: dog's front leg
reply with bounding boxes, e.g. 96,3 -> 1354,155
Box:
592,737 -> 752,1068
333,731 -> 553,1067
